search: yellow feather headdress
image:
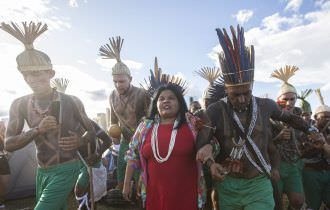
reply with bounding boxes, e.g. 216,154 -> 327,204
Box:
99,36 -> 130,76
271,65 -> 299,98
314,88 -> 330,116
0,21 -> 52,72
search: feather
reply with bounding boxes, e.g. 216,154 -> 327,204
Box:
195,67 -> 222,84
51,78 -> 70,93
298,89 -> 313,100
1,21 -> 48,49
315,88 -> 325,106
271,65 -> 299,83
99,36 -> 123,62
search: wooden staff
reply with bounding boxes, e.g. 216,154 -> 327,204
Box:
87,141 -> 95,210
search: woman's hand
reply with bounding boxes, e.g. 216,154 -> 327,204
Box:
196,144 -> 213,162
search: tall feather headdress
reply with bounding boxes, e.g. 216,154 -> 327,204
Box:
216,25 -> 255,86
271,65 -> 299,98
51,78 -> 70,93
314,88 -> 330,116
99,36 -> 131,76
0,21 -> 52,72
297,89 -> 312,113
141,57 -> 188,97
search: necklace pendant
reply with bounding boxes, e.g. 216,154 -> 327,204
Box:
230,146 -> 244,160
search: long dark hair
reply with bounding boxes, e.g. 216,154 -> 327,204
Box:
148,84 -> 188,129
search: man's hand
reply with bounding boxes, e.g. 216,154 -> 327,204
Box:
38,116 -> 58,134
210,163 -> 228,182
196,144 -> 213,163
59,131 -> 80,151
308,132 -> 325,149
278,128 -> 291,141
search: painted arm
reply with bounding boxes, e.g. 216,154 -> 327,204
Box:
5,99 -> 38,152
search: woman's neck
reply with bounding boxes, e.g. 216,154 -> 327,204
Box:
160,117 -> 176,124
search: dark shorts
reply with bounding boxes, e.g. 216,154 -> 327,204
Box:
0,155 -> 10,175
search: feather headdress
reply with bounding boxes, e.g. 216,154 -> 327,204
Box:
298,89 -> 312,113
271,65 -> 299,98
314,88 -> 330,116
51,78 -> 70,93
216,25 -> 255,86
99,36 -> 130,76
195,67 -> 222,85
141,57 -> 188,97
0,21 -> 52,72
195,66 -> 222,99
208,76 -> 226,102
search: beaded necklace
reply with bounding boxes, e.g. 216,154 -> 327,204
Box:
151,118 -> 179,163
30,89 -> 57,118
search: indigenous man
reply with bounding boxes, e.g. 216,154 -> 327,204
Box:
1,22 -> 95,210
99,37 -> 150,192
301,89 -> 330,210
270,65 -> 305,210
196,25 -> 317,210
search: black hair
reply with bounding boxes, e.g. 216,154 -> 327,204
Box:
147,83 -> 188,129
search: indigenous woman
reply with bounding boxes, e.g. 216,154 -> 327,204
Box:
123,58 -> 204,210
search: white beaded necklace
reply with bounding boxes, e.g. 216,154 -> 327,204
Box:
151,118 -> 179,163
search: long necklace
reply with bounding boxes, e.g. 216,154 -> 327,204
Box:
151,119 -> 179,163
31,89 -> 57,118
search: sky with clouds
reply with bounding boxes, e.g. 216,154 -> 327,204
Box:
0,0 -> 329,119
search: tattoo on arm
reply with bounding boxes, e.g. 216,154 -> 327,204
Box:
5,101 -> 36,152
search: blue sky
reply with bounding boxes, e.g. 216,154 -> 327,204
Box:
0,0 -> 329,118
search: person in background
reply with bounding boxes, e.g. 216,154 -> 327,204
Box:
270,65 -> 305,210
301,89 -> 330,210
189,100 -> 202,114
75,120 -> 112,210
0,121 -> 10,209
298,89 -> 315,126
99,37 -> 150,193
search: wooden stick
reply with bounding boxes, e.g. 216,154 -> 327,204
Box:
87,142 -> 95,210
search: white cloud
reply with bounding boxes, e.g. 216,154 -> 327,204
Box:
77,60 -> 87,65
285,0 -> 303,12
233,9 -> 254,24
209,0 -> 330,107
0,0 -> 70,30
261,13 -> 303,32
69,0 -> 78,7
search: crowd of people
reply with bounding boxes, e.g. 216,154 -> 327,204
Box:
0,21 -> 329,210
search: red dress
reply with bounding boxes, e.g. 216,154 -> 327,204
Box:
142,123 -> 198,210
